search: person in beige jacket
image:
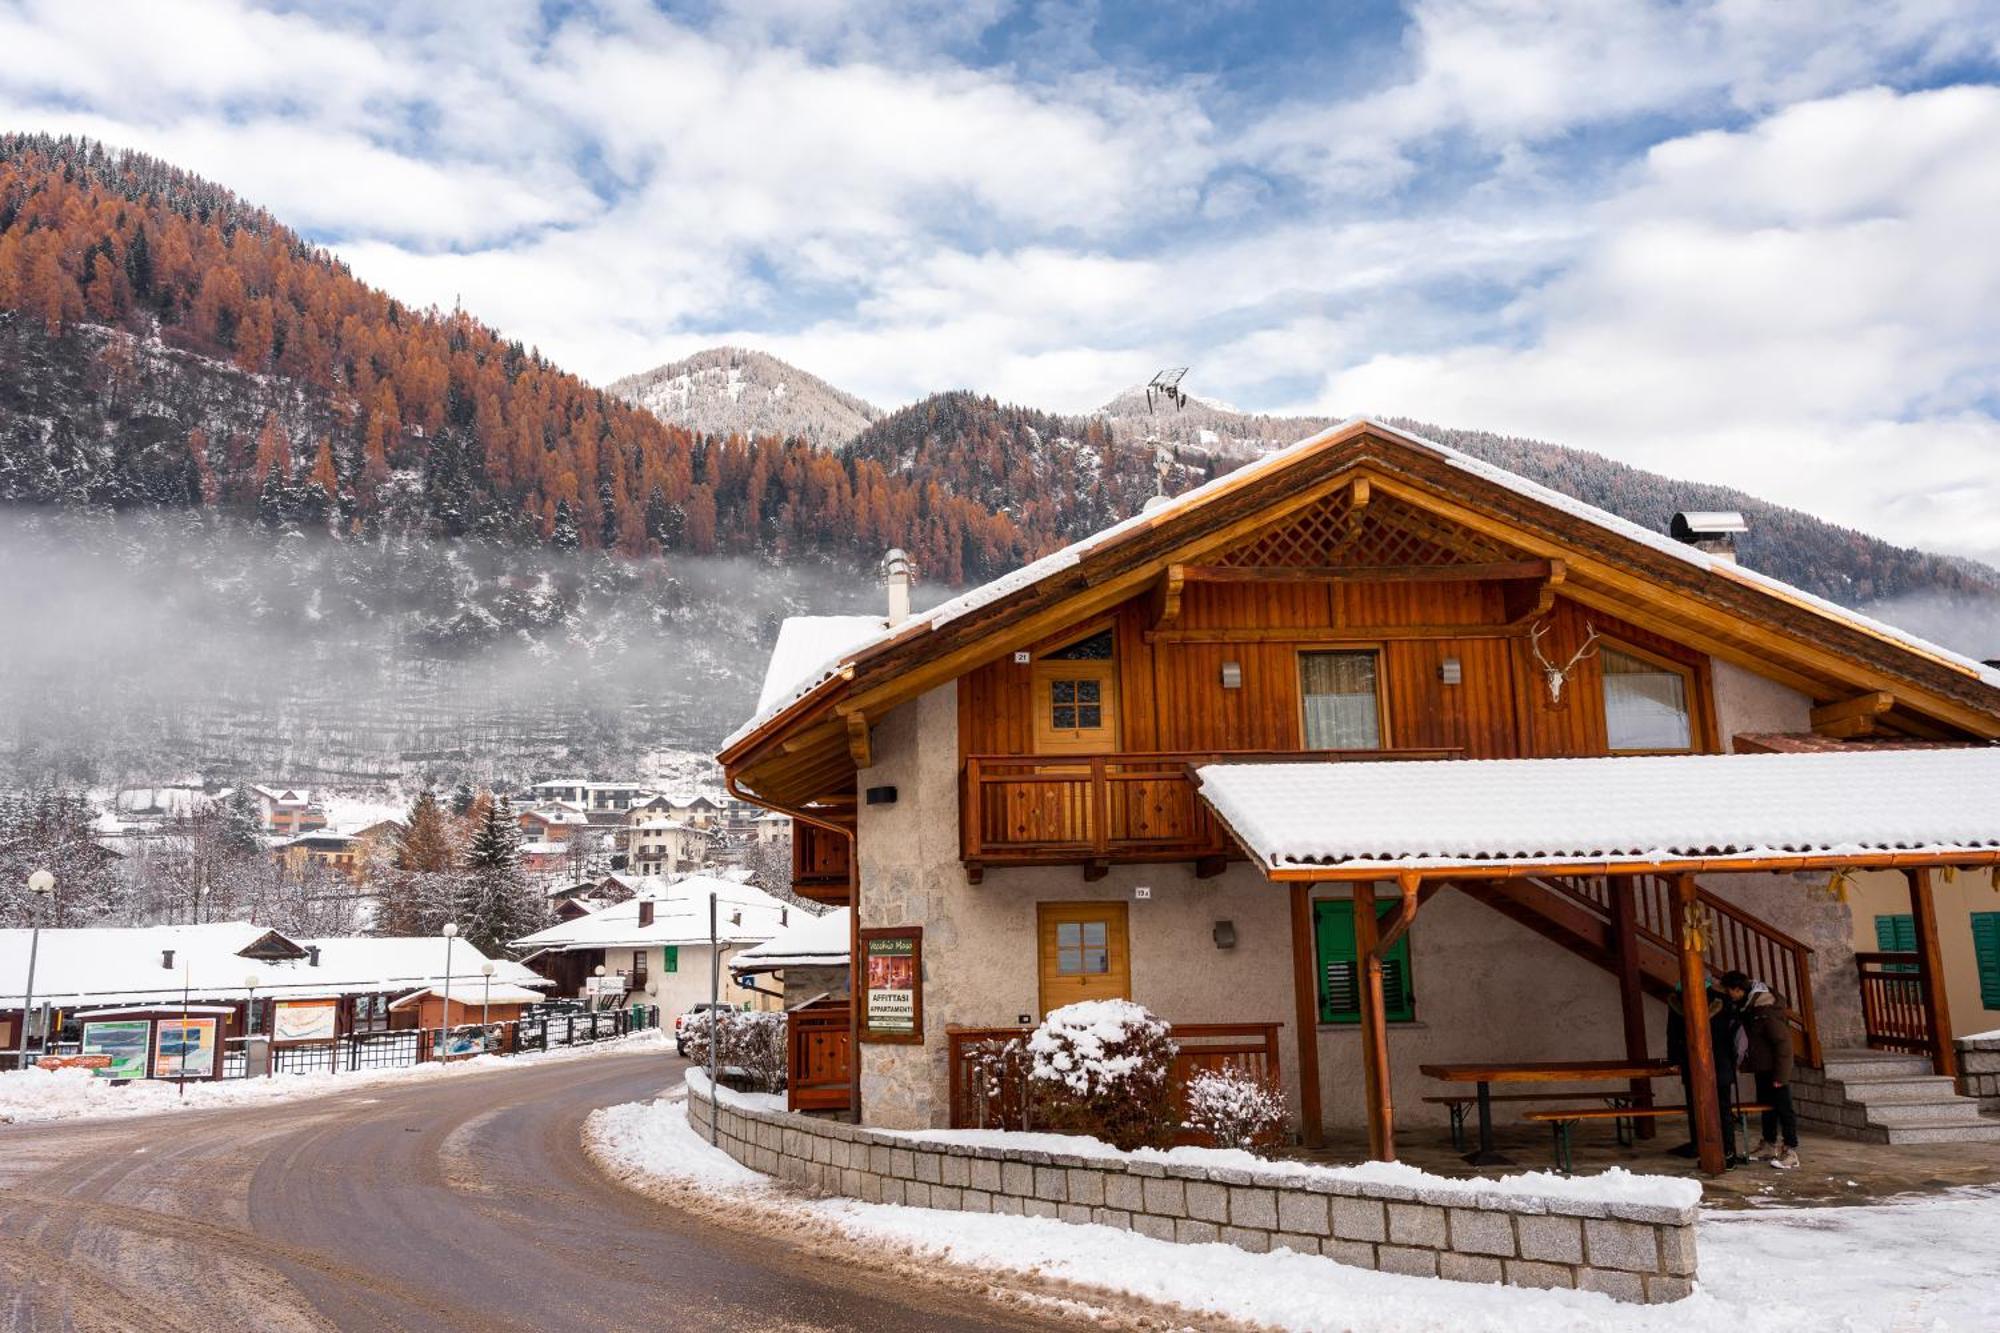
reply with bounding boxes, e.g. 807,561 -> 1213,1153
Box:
1723,970 -> 1799,1170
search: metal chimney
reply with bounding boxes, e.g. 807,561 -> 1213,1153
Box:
883,549 -> 912,627
1670,511 -> 1747,564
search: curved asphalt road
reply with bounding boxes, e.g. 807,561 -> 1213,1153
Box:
0,1049 -> 1066,1333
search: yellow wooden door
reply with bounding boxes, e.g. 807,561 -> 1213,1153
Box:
1037,901 -> 1131,1015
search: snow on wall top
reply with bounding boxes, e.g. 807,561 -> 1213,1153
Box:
730,907 -> 849,971
722,416 -> 2000,755
1198,748 -> 2000,871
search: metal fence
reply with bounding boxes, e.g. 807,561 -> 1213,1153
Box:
214,1005 -> 660,1080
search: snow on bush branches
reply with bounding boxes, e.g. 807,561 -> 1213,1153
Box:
1027,1000 -> 1178,1151
680,1009 -> 787,1094
1183,1066 -> 1286,1151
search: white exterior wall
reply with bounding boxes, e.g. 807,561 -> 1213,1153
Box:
604,944 -> 777,1016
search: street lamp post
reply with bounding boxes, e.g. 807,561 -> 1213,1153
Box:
14,870 -> 54,1071
440,922 -> 458,1057
480,961 -> 495,1031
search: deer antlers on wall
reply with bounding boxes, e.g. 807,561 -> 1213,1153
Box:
1528,619 -> 1602,704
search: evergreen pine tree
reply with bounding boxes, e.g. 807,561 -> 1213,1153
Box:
551,498 -> 580,551
377,790 -> 459,937
460,795 -> 541,955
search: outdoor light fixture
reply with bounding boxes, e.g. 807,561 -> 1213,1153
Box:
1220,660 -> 1243,689
1439,657 -> 1463,685
1212,920 -> 1237,949
866,785 -> 898,805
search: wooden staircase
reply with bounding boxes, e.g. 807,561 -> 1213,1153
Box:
1454,873 -> 1821,1068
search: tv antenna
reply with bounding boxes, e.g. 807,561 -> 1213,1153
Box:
1146,367 -> 1189,414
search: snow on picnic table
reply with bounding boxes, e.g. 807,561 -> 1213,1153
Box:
592,1089 -> 1997,1331
0,1029 -> 669,1126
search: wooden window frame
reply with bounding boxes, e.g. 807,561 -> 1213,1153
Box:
631,948 -> 649,989
859,926 -> 924,1045
1031,619 -> 1121,755
1293,644 -> 1391,751
1597,636 -> 1703,755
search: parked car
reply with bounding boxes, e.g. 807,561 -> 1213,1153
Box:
674,1003 -> 733,1058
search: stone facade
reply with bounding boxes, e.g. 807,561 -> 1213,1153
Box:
1958,1034 -> 2000,1113
688,1080 -> 1698,1304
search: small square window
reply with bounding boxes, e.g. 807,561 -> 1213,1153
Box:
1052,680 -> 1076,704
1052,705 -> 1076,729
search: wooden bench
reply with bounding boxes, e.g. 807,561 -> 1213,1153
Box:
1526,1104 -> 1772,1173
1422,1092 -> 1638,1153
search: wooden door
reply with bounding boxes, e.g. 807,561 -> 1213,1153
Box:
1037,901 -> 1131,1015
1031,626 -> 1119,755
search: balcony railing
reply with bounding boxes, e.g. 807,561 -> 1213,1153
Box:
791,820 -> 852,904
1856,951 -> 1933,1056
961,748 -> 1460,875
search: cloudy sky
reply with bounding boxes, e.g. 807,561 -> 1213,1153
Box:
4,0 -> 1999,564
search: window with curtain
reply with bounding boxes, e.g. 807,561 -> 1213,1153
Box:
1601,647 -> 1693,751
1299,650 -> 1381,750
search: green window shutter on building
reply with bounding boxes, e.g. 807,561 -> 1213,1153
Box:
1314,899 -> 1414,1025
663,945 -> 678,973
1971,914 -> 2000,1010
1874,914 -> 1918,974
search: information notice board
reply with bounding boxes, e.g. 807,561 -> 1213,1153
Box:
859,927 -> 922,1043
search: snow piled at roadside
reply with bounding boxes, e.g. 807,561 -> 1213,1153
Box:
589,1094 -> 2000,1331
0,1030 -> 669,1125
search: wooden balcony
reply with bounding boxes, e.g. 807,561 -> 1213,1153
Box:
791,820 -> 852,904
961,749 -> 1460,881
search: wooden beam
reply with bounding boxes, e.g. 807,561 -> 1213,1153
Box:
1289,883 -> 1325,1150
1608,875 -> 1657,1137
1810,691 -> 1896,728
1906,867 -> 1959,1080
1353,881 -> 1395,1161
1082,858 -> 1109,882
1148,564 -> 1186,630
1672,873 -> 1727,1175
1177,559 -> 1551,585
1501,558 -> 1565,625
1193,854 -> 1227,879
1147,623 -> 1529,646
1373,871 -> 1425,954
845,713 -> 873,769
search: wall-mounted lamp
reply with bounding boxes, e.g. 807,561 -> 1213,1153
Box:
1212,919 -> 1237,949
1438,657 -> 1463,685
866,786 -> 898,806
1220,660 -> 1243,689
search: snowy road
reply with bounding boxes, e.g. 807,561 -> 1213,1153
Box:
0,1048 -> 1062,1333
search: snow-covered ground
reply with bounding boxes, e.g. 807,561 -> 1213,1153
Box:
588,1090 -> 2000,1332
1,1029 -> 668,1126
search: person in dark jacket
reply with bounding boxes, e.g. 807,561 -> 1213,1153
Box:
1665,979 -> 1741,1164
1723,970 -> 1800,1169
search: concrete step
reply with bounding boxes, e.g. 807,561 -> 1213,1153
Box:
1862,1099 -> 1997,1128
1827,1076 -> 1966,1104
1879,1121 -> 2000,1145
1817,1052 -> 1934,1081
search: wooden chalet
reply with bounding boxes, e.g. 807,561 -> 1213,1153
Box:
717,419 -> 2000,1173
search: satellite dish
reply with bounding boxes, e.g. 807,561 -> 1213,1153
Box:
1146,367 -> 1189,414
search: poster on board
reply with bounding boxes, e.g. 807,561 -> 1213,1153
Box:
860,929 -> 921,1042
153,1017 -> 218,1079
272,999 -> 338,1043
81,1020 -> 152,1080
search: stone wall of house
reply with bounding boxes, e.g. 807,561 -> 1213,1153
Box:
687,1081 -> 1698,1304
1959,1034 -> 2000,1112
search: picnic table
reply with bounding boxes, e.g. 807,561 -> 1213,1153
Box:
1418,1059 -> 1677,1166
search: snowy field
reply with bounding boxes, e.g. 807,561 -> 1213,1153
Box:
588,1090 -> 2000,1332
0,1029 -> 669,1126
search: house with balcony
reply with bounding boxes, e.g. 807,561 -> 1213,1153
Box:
718,418 -> 2000,1170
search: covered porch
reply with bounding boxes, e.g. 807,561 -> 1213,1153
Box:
1198,747 -> 2000,1175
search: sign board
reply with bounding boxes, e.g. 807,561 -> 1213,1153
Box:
82,1019 -> 153,1080
859,928 -> 922,1043
153,1016 -> 219,1080
272,999 -> 338,1044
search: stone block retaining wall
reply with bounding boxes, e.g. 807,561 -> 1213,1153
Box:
1960,1035 -> 2000,1113
687,1083 -> 1697,1304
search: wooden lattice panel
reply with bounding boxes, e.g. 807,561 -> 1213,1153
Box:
1216,491 -> 1519,568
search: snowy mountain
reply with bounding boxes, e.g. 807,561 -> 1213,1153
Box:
608,347 -> 881,448
1090,385 -> 1340,463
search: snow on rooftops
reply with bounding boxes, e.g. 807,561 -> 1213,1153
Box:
0,923 -> 535,1008
731,907 -> 848,972
1197,748 -> 2000,873
512,874 -> 792,952
722,417 -> 2000,752
387,980 -> 546,1010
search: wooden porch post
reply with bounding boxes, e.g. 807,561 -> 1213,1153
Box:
1354,880 -> 1395,1162
1289,883 -> 1324,1149
1672,873 -> 1726,1175
1905,867 -> 1958,1080
1609,875 -> 1657,1137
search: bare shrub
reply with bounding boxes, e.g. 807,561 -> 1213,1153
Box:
1183,1066 -> 1286,1152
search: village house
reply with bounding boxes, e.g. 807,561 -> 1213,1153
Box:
718,418 -> 2000,1175
530,779 -> 651,816
624,817 -> 710,877
513,875 -> 789,1017
273,830 -> 364,881
246,785 -> 328,837
518,802 -> 587,844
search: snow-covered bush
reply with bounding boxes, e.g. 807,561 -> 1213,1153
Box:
1183,1066 -> 1286,1152
681,1010 -> 788,1093
1027,1000 -> 1178,1150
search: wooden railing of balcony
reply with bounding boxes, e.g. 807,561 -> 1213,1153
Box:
1855,951 -> 1932,1057
787,998 -> 853,1112
960,748 -> 1460,878
791,820 -> 852,904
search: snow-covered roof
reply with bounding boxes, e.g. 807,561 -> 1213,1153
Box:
1196,748 -> 2000,874
0,923 -> 540,1008
387,981 -> 546,1010
723,417 -> 2000,752
511,875 -> 792,952
731,908 -> 849,972
524,807 -> 587,825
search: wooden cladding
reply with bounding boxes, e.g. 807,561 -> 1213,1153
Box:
791,820 -> 853,905
960,583 -> 1713,763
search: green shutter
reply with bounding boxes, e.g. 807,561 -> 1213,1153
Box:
1875,914 -> 1918,973
1314,899 -> 1415,1025
1971,914 -> 2000,1010
663,945 -> 678,973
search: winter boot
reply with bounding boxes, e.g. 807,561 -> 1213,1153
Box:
1749,1139 -> 1780,1161
1770,1147 -> 1799,1170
